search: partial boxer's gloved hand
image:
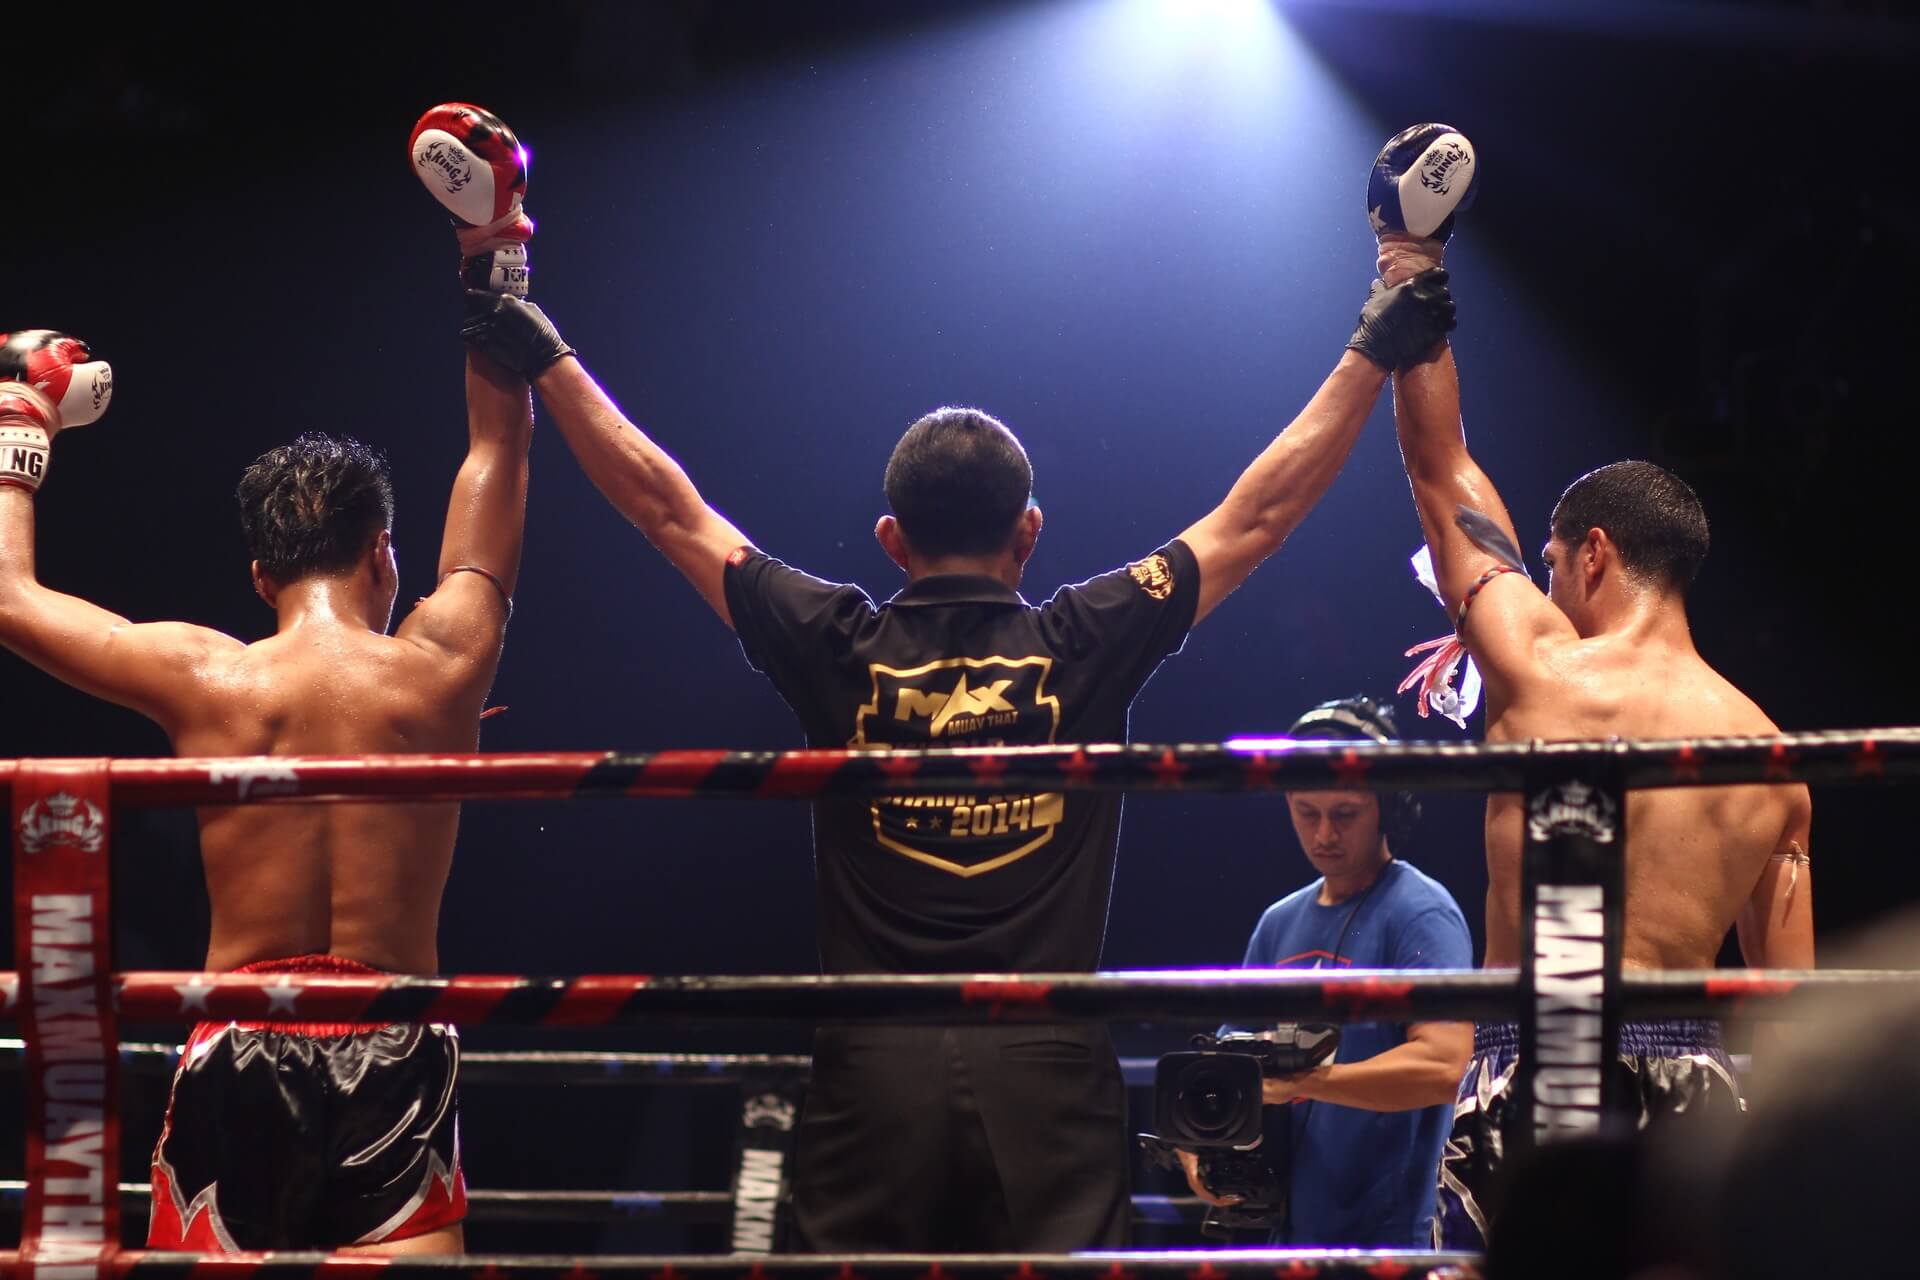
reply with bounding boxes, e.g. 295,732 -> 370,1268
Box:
1346,269 -> 1455,371
1367,123 -> 1478,242
410,103 -> 533,296
460,292 -> 575,380
0,330 -> 113,493
1377,231 -> 1445,289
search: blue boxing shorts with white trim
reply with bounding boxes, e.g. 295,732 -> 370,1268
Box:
1434,1019 -> 1742,1250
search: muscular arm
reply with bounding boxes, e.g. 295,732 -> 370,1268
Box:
532,358 -> 749,626
1271,1020 -> 1473,1111
1392,347 -> 1576,702
0,486 -> 234,731
1178,352 -> 1388,625
395,353 -> 533,681
1737,786 -> 1815,970
1737,788 -> 1813,1076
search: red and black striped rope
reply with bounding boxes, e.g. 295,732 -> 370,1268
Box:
0,1251 -> 1482,1280
0,1185 -> 736,1224
0,967 -> 1905,1027
0,1042 -> 1175,1086
0,1183 -> 1214,1227
0,727 -> 1911,809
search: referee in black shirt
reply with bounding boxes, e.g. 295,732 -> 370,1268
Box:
461,268 -> 1456,1249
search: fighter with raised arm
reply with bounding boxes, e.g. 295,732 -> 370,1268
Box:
0,110 -> 537,1253
446,106 -> 1457,1250
1364,124 -> 1815,1250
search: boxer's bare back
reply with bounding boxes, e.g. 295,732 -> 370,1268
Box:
1390,338 -> 1812,974
0,355 -> 531,973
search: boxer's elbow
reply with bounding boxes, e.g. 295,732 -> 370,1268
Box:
0,568 -> 28,620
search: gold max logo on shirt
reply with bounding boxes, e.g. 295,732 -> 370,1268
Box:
852,655 -> 1064,877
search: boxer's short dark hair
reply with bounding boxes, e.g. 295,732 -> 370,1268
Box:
237,433 -> 395,583
884,407 -> 1033,559
1550,460 -> 1709,591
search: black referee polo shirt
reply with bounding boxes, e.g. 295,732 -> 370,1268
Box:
723,538 -> 1199,974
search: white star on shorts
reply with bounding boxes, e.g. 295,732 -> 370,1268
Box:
261,978 -> 304,1015
173,975 -> 216,1014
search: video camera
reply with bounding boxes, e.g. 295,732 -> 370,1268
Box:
1137,1025 -> 1340,1235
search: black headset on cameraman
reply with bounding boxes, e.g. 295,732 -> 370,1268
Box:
1285,694 -> 1420,852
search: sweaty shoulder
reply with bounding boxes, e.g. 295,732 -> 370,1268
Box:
1647,655 -> 1785,738
1705,666 -> 1784,735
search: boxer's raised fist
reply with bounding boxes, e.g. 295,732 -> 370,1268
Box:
1368,124 -> 1478,243
0,330 -> 113,493
410,103 -> 533,296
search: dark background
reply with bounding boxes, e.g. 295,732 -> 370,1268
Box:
4,0 -> 1916,1250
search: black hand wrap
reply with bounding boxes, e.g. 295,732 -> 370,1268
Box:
460,291 -> 576,380
1345,268 -> 1456,371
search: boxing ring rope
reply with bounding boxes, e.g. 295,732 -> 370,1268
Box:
8,1041 -> 1185,1085
0,727 -> 1908,805
0,1184 -> 1227,1229
0,967 -> 1898,1027
4,730 -> 1905,1277
0,1251 -> 1484,1278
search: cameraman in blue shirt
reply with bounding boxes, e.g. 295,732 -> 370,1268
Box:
1179,696 -> 1474,1247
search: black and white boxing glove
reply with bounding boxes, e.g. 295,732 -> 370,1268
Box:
409,103 -> 533,296
0,331 -> 113,494
1346,269 -> 1456,371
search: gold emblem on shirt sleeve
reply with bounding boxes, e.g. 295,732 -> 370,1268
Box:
1128,553 -> 1174,600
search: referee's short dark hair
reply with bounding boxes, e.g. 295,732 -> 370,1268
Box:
884,407 -> 1034,559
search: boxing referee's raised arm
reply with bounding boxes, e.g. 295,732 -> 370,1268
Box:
459,294 -> 748,627
0,332 -> 235,731
1177,276 -> 1456,625
395,350 -> 533,684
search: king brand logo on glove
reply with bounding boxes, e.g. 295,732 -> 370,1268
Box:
415,139 -> 474,194
1420,140 -> 1472,195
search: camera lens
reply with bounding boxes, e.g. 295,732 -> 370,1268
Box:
1176,1063 -> 1248,1140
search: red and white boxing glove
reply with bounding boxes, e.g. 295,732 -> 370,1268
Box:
0,331 -> 113,494
409,103 -> 534,296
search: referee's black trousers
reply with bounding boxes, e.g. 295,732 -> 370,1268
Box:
791,1023 -> 1131,1250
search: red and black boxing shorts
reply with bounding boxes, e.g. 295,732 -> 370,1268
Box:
147,955 -> 467,1250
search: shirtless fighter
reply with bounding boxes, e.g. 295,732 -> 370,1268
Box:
0,118 -> 533,1249
1370,180 -> 1815,1246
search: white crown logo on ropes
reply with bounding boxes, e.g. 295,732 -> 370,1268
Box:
1527,779 -> 1619,845
742,1092 -> 798,1132
18,793 -> 107,854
